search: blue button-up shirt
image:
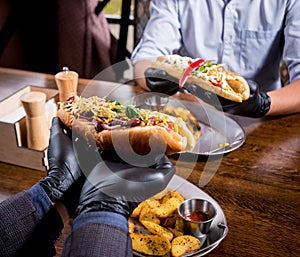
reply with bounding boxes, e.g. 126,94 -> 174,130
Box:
131,0 -> 300,92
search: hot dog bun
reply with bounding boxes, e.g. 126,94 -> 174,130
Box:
95,125 -> 186,155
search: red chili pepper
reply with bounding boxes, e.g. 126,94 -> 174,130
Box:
179,59 -> 205,88
211,82 -> 222,87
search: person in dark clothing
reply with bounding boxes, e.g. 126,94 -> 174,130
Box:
0,117 -> 175,257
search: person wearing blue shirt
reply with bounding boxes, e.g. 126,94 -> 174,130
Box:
131,0 -> 300,118
0,117 -> 175,257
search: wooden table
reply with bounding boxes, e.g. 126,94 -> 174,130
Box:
0,67 -> 299,257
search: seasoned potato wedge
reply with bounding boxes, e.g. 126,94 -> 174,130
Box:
131,201 -> 147,218
128,221 -> 135,234
168,227 -> 184,238
151,197 -> 182,218
130,233 -> 171,256
174,216 -> 185,234
171,235 -> 201,257
139,207 -> 161,224
162,214 -> 178,227
140,220 -> 174,241
161,190 -> 185,204
145,198 -> 161,209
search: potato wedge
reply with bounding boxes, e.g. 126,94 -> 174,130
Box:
140,220 -> 174,241
174,216 -> 185,234
130,233 -> 171,256
161,190 -> 185,204
171,235 -> 201,257
131,201 -> 147,218
162,214 -> 177,227
151,197 -> 182,218
128,221 -> 135,234
168,227 -> 184,237
139,209 -> 160,224
145,198 -> 161,209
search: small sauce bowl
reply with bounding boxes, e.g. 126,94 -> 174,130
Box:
178,198 -> 217,238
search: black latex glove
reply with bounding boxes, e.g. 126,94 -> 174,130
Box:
144,68 -> 180,95
75,152 -> 175,219
184,80 -> 271,118
39,117 -> 85,217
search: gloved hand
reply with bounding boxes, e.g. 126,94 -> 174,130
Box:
39,117 -> 86,217
75,152 -> 175,219
144,68 -> 180,95
184,80 -> 271,118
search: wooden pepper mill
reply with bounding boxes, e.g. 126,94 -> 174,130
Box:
55,66 -> 78,102
20,91 -> 49,151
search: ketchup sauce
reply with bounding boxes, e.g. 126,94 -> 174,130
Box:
183,211 -> 211,222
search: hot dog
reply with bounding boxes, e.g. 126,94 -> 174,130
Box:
152,55 -> 250,102
57,96 -> 200,155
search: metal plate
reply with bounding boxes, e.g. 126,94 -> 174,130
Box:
132,175 -> 228,257
179,100 -> 245,156
134,93 -> 245,156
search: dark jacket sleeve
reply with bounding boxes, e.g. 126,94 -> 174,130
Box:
0,191 -> 63,257
62,223 -> 133,257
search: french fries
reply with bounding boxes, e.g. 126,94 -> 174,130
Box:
129,190 -> 201,256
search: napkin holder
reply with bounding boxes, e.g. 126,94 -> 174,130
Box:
0,85 -> 58,171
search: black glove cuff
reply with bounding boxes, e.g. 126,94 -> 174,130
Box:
256,92 -> 271,118
144,68 -> 179,95
39,179 -> 63,203
76,197 -> 137,220
40,175 -> 85,218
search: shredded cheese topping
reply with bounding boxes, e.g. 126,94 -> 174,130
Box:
160,54 -> 243,91
164,55 -> 194,69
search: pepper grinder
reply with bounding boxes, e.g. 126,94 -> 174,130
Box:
20,91 -> 49,151
55,66 -> 78,102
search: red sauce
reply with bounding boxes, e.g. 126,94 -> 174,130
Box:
183,211 -> 211,222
